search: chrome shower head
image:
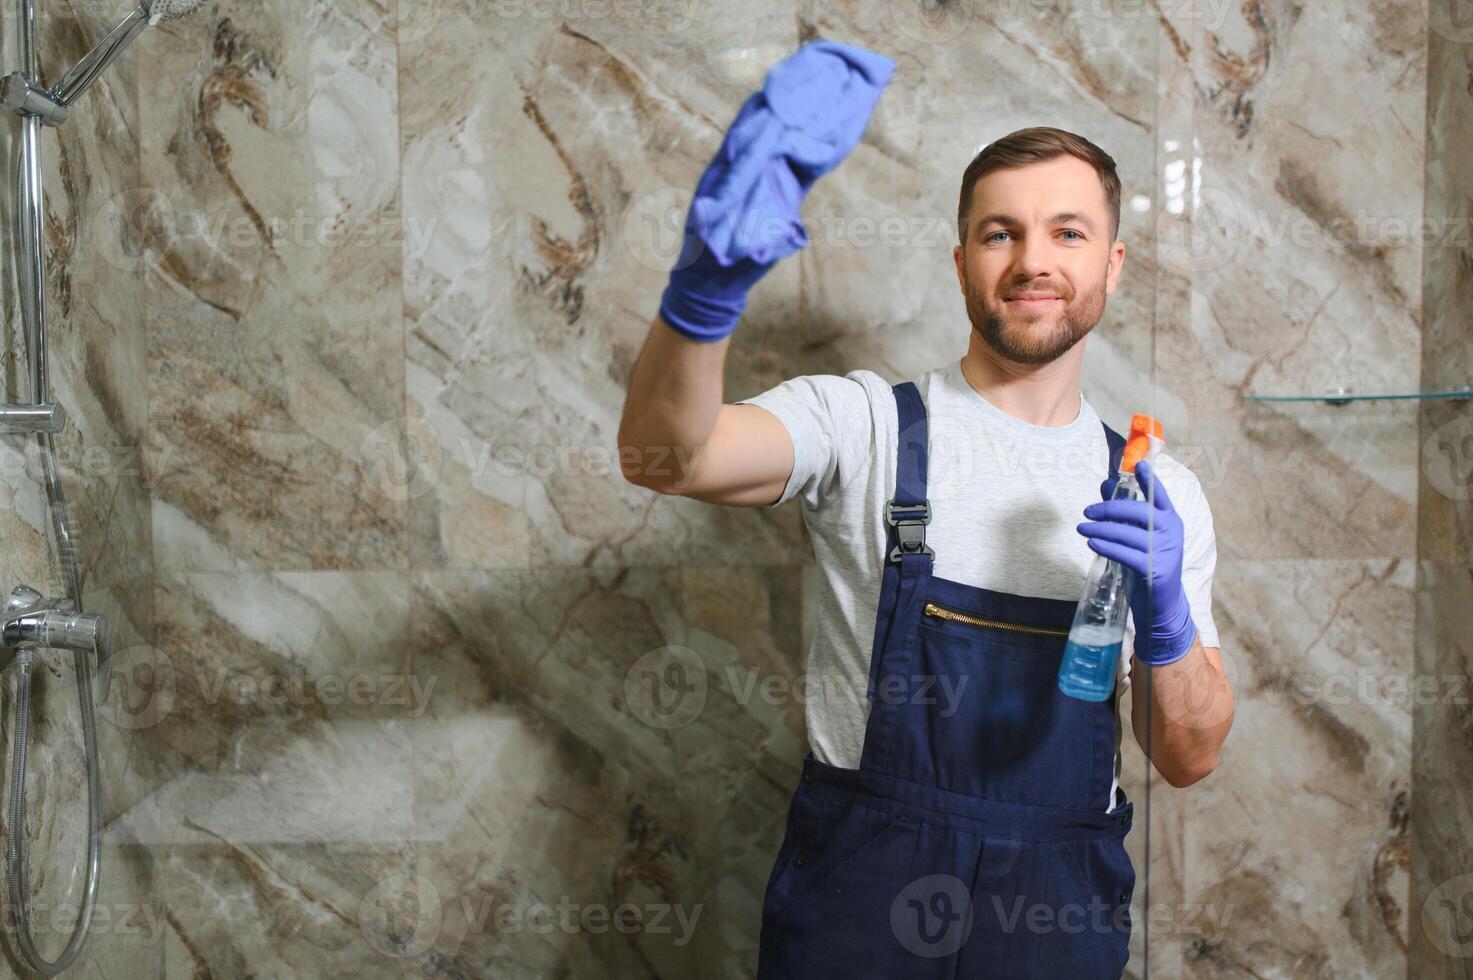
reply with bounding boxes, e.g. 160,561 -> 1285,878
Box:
37,0 -> 209,115
144,0 -> 207,24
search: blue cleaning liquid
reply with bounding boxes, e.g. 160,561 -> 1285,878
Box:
1057,623 -> 1123,701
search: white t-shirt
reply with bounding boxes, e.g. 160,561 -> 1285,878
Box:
736,356 -> 1221,812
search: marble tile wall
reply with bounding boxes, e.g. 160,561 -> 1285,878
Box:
1160,0 -> 1426,977
0,0 -> 1462,977
121,1 -> 811,976
1411,1 -> 1473,977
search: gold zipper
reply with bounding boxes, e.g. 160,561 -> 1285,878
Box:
922,601 -> 1070,638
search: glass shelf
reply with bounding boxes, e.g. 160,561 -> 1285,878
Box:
1245,385 -> 1472,405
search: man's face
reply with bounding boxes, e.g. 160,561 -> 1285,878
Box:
952,155 -> 1125,365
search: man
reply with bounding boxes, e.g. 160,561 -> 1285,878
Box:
619,42 -> 1234,980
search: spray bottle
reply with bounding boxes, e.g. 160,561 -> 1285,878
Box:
1057,414 -> 1164,702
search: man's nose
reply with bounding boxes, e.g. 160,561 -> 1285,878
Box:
1011,232 -> 1058,282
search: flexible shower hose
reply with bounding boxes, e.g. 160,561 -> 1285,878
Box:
4,118 -> 104,976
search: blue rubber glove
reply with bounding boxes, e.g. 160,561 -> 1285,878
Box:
1076,458 -> 1198,666
658,40 -> 895,343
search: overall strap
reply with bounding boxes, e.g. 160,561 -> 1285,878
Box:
862,381 -> 934,709
886,381 -> 933,562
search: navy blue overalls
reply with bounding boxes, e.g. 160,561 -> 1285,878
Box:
757,381 -> 1136,978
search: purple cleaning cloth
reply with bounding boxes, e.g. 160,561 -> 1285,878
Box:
688,40 -> 896,267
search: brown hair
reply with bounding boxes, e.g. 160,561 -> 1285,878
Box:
956,127 -> 1121,247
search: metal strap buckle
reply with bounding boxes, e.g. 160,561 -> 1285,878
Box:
885,499 -> 933,562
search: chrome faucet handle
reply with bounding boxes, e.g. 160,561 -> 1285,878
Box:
5,585 -> 46,615
1,588 -> 113,705
50,609 -> 108,659
3,604 -> 103,651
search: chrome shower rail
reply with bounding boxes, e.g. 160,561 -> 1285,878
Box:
2,3 -> 202,969
3,0 -> 110,972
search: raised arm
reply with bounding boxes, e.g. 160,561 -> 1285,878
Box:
617,316 -> 795,508
616,41 -> 894,508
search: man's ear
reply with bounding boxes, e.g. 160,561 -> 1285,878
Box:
1105,240 -> 1125,295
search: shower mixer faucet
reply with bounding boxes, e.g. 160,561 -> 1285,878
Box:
1,586 -> 112,683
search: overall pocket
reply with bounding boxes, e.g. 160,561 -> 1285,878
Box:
763,791 -> 907,922
897,601 -> 1104,807
1033,836 -> 1135,978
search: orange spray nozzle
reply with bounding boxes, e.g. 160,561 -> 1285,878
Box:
1120,413 -> 1164,473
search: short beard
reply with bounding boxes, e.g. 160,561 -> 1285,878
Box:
964,269 -> 1106,365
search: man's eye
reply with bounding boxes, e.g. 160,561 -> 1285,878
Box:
985,229 -> 1084,242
